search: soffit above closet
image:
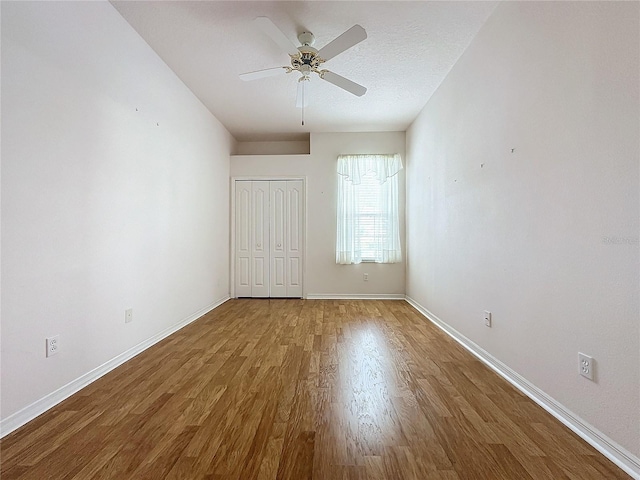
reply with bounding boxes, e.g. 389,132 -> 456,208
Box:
111,1 -> 497,142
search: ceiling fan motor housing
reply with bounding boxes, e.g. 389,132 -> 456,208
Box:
291,36 -> 323,75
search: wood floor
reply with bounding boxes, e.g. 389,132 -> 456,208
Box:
0,299 -> 630,479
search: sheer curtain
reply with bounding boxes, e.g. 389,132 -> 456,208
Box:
336,154 -> 403,264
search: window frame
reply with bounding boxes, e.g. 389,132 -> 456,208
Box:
335,153 -> 403,265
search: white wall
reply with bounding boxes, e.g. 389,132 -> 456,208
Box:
406,1 -> 639,460
1,1 -> 234,424
231,132 -> 406,297
234,139 -> 310,156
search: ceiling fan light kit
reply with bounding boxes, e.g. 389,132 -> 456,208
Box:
287,35 -> 323,80
240,17 -> 368,124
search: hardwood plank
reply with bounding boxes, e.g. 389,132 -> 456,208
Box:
0,299 -> 631,480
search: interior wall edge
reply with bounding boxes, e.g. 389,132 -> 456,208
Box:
405,296 -> 640,480
0,296 -> 230,439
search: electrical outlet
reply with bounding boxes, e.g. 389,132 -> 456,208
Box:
125,308 -> 133,323
483,310 -> 492,327
46,335 -> 60,357
363,273 -> 369,281
579,353 -> 594,381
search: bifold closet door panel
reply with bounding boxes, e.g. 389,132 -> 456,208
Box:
270,181 -> 287,297
251,181 -> 270,297
235,181 -> 251,297
234,179 -> 303,298
286,180 -> 303,297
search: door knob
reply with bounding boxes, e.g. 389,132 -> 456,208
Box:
277,243 -> 282,248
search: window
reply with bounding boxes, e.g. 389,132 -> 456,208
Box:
336,154 -> 403,264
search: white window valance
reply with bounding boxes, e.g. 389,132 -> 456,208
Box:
337,153 -> 403,185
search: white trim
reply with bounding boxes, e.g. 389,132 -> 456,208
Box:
0,296 -> 230,439
404,296 -> 640,480
232,175 -> 309,181
229,177 -> 237,298
305,293 -> 405,300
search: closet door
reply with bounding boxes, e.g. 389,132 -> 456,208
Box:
251,181 -> 270,297
234,181 -> 251,297
233,179 -> 303,298
286,180 -> 303,297
269,182 -> 287,297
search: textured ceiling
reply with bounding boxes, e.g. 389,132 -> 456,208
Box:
111,1 -> 497,142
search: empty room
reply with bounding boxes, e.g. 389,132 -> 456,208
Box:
1,1 -> 638,479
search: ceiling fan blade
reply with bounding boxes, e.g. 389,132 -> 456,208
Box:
296,80 -> 311,108
320,70 -> 367,97
239,67 -> 286,81
254,17 -> 299,56
317,25 -> 367,61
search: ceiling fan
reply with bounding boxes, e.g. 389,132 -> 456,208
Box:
240,17 -> 368,110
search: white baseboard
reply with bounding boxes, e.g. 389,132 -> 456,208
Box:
305,293 -> 405,300
0,296 -> 230,439
404,296 -> 640,480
